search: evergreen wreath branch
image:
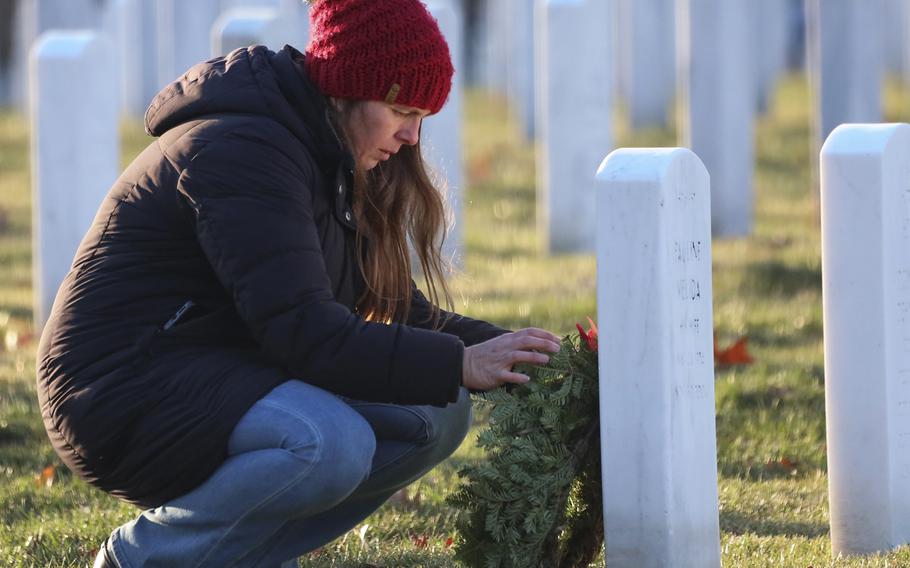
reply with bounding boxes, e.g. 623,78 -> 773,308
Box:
447,327 -> 604,568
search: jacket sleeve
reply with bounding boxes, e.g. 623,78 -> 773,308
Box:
406,282 -> 512,346
176,124 -> 463,406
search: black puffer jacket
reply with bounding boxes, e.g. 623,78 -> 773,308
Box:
36,45 -> 507,508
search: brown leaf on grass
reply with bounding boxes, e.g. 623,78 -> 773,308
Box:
411,534 -> 429,549
35,465 -> 54,488
714,336 -> 755,367
764,457 -> 799,475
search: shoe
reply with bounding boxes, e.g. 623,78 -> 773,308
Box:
92,537 -> 117,568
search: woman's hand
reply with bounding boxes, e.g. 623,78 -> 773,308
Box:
462,328 -> 562,391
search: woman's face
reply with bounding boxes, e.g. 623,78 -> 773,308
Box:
337,99 -> 431,171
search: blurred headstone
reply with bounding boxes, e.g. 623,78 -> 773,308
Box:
157,0 -> 222,87
102,0 -> 160,118
617,0 -> 675,128
506,0 -> 536,139
30,31 -> 118,328
211,3 -> 309,56
884,0 -> 908,78
821,123 -> 910,556
595,147 -> 721,567
753,0 -> 789,114
9,0 -> 106,111
423,2 -> 465,267
678,0 -> 754,237
212,7 -> 283,56
535,0 -> 612,253
806,0 -> 883,155
480,0 -> 509,95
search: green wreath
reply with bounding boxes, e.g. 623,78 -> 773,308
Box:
447,324 -> 604,568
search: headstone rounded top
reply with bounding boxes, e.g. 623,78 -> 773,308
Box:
821,123 -> 910,156
595,147 -> 706,184
31,30 -> 104,60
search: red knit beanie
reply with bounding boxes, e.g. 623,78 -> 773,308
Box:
304,0 -> 454,114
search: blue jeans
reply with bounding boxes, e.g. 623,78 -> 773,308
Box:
105,380 -> 472,567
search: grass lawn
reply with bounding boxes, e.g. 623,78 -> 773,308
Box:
3,75 -> 910,567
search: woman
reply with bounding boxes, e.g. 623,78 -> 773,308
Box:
36,0 -> 560,566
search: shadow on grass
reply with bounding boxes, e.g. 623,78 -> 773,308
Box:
716,462 -> 826,482
721,383 -> 824,411
740,260 -> 821,297
733,324 -> 822,349
720,510 -> 828,538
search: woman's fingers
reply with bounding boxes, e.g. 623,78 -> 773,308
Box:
515,336 -> 561,353
515,327 -> 561,343
506,329 -> 561,352
509,350 -> 550,366
499,370 -> 531,384
463,329 -> 564,390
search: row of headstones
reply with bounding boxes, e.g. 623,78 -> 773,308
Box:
19,0 -> 904,268
480,0 -> 796,137
596,122 -> 910,565
28,2 -> 462,328
486,0 -> 910,135
540,0 -> 909,255
2,0 -> 311,114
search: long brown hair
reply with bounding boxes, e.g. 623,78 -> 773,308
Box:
330,101 -> 453,328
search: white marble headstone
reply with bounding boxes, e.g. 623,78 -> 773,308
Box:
617,0 -> 675,128
103,0 -> 161,118
481,0 -> 510,95
821,123 -> 910,556
595,147 -> 721,567
9,0 -> 106,110
211,7 -> 283,56
505,0 -> 536,139
806,0 -> 883,152
884,0 -> 906,78
678,0 -> 754,237
752,0 -> 788,114
157,0 -> 223,87
423,2 -> 465,268
535,0 -> 613,253
29,31 -> 119,328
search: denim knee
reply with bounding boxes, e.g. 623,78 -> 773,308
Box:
424,388 -> 472,460
308,411 -> 376,502
229,382 -> 378,513
280,406 -> 376,509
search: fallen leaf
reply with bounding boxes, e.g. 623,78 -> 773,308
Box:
445,536 -> 454,548
411,534 -> 429,549
764,457 -> 799,475
714,336 -> 754,367
35,465 -> 54,488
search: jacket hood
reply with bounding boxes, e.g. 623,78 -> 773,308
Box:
145,45 -> 347,170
